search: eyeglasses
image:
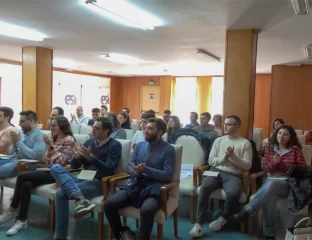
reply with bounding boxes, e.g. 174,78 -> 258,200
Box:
224,123 -> 237,127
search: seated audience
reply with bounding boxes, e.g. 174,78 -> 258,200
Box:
50,117 -> 121,240
212,114 -> 222,130
263,118 -> 285,147
234,124 -> 306,240
0,117 -> 75,236
131,112 -> 155,149
189,115 -> 252,237
118,112 -> 131,129
87,108 -> 100,126
100,105 -> 108,117
70,106 -> 89,125
122,107 -> 131,123
106,112 -> 126,139
0,111 -> 46,179
0,107 -> 15,155
194,112 -> 219,144
147,109 -> 156,115
167,116 -> 181,141
104,118 -> 175,240
47,107 -> 64,130
184,112 -> 199,128
162,110 -> 171,123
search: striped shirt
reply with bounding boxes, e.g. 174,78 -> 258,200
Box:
44,135 -> 75,167
263,145 -> 306,176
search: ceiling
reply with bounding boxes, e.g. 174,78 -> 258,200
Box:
0,0 -> 311,76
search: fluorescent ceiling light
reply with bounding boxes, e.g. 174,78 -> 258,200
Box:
84,0 -> 163,30
0,21 -> 46,41
100,53 -> 149,64
291,0 -> 310,15
196,49 -> 221,62
53,58 -> 82,69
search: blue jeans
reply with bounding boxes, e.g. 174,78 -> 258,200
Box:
0,158 -> 18,179
245,178 -> 289,236
50,164 -> 102,238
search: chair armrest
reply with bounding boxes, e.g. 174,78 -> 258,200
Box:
250,171 -> 266,195
193,167 -> 198,188
17,160 -> 46,172
101,173 -> 130,200
160,180 -> 180,219
109,174 -> 131,194
197,165 -> 210,186
243,172 -> 250,197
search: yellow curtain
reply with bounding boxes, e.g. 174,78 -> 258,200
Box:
170,76 -> 176,114
196,76 -> 212,114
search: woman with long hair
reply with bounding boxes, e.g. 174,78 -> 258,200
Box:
234,125 -> 306,240
0,117 -> 75,236
107,112 -> 126,139
118,112 -> 131,129
167,116 -> 181,141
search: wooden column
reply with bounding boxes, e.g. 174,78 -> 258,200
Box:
223,29 -> 258,139
22,47 -> 53,124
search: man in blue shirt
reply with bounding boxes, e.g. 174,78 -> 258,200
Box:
104,118 -> 176,240
70,106 -> 89,125
0,110 -> 46,179
184,112 -> 199,128
50,117 -> 121,240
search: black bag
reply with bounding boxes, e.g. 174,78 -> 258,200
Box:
120,226 -> 136,240
287,165 -> 312,179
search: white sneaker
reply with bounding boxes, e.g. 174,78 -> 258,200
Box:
6,220 -> 28,236
189,223 -> 204,237
0,208 -> 19,223
209,216 -> 227,231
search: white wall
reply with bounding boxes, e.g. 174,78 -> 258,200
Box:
0,64 -> 22,126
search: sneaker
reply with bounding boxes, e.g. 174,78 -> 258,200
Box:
0,208 -> 19,223
72,199 -> 95,219
189,223 -> 203,237
6,220 -> 28,236
209,216 -> 227,231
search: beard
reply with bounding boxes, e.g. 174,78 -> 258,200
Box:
145,133 -> 157,142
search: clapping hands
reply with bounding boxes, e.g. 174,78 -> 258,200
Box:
130,162 -> 146,174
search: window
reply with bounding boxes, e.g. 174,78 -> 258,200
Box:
210,77 -> 224,119
174,77 -> 197,124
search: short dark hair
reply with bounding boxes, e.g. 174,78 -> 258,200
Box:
148,118 -> 167,136
20,110 -> 37,122
226,115 -> 241,126
147,109 -> 156,115
190,112 -> 198,119
200,112 -> 211,120
141,112 -> 155,120
53,106 -> 64,116
163,110 -> 171,114
92,108 -> 100,113
123,107 -> 130,114
0,107 -> 14,122
96,117 -> 113,135
101,105 -> 108,111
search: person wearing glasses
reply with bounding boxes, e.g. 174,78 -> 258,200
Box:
189,115 -> 252,237
49,117 -> 122,240
0,110 -> 46,179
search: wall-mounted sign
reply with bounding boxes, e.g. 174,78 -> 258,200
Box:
64,95 -> 77,105
101,95 -> 110,105
148,79 -> 155,85
149,93 -> 155,99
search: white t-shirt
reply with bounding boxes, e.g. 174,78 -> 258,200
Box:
208,135 -> 252,175
131,131 -> 145,145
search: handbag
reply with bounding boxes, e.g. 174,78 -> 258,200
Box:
285,217 -> 312,240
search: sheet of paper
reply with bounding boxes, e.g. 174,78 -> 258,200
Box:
203,171 -> 219,177
78,170 -> 97,181
0,154 -> 11,160
180,164 -> 194,179
18,159 -> 39,162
